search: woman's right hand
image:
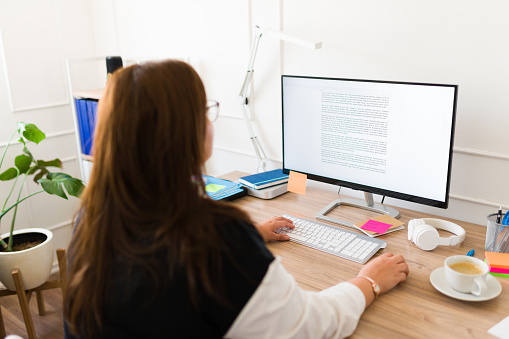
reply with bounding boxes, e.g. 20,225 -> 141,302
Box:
358,252 -> 409,294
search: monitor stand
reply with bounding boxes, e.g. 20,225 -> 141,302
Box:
316,192 -> 400,229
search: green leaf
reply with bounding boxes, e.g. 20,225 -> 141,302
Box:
27,158 -> 62,182
38,172 -> 85,199
36,158 -> 62,169
39,177 -> 67,199
63,178 -> 85,198
33,167 -> 49,182
19,123 -> 45,145
14,154 -> 32,174
0,167 -> 18,181
23,147 -> 33,160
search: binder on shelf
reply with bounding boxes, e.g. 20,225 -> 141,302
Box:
75,98 -> 99,156
74,98 -> 87,155
86,100 -> 98,145
238,169 -> 289,190
203,175 -> 247,201
76,99 -> 91,155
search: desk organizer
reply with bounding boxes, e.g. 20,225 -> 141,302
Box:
485,213 -> 509,253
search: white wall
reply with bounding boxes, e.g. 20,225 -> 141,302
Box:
2,0 -> 508,235
278,0 -> 509,225
0,0 -> 96,251
104,0 -> 509,226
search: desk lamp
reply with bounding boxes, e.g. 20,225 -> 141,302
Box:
238,25 -> 322,172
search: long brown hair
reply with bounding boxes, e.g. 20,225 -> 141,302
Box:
64,60 -> 251,336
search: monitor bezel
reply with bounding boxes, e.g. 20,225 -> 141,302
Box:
281,74 -> 458,209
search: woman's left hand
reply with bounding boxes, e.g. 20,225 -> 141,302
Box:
256,216 -> 295,242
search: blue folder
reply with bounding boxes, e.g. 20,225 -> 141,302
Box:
75,98 -> 99,156
74,98 -> 87,155
86,100 -> 98,154
76,99 -> 90,155
203,175 -> 247,201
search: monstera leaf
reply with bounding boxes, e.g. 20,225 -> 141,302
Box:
18,122 -> 45,145
38,173 -> 85,200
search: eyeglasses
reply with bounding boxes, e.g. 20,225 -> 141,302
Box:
206,100 -> 220,122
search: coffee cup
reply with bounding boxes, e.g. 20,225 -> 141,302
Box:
444,255 -> 489,296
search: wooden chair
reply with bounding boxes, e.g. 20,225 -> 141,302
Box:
0,248 -> 67,339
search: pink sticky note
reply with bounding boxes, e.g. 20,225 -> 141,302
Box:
490,265 -> 509,274
361,219 -> 392,234
287,171 -> 307,195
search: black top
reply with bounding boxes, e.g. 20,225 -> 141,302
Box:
65,219 -> 274,339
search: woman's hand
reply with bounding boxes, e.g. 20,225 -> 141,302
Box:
256,216 -> 295,242
350,252 -> 409,307
358,253 -> 409,294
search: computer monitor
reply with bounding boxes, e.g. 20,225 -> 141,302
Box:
282,75 -> 457,228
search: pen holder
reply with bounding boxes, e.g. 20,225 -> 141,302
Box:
485,213 -> 509,253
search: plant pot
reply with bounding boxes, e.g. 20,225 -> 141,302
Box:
0,228 -> 54,291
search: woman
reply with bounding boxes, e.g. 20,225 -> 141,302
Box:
64,60 -> 409,338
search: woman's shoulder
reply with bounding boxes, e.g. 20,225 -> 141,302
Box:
214,215 -> 274,263
215,216 -> 264,244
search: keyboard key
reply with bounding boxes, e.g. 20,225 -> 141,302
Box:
290,234 -> 309,242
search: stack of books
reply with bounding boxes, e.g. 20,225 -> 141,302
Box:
203,175 -> 247,201
238,169 -> 289,199
485,252 -> 509,278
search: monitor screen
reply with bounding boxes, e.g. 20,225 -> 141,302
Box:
282,75 -> 457,209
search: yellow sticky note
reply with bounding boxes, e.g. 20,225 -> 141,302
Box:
287,171 -> 307,195
205,184 -> 226,193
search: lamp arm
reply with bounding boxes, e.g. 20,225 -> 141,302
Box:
238,99 -> 268,172
238,26 -> 268,172
239,27 -> 263,100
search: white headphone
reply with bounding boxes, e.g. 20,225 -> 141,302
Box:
408,218 -> 465,251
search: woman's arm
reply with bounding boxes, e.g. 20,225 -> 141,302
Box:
225,252 -> 408,339
349,253 -> 409,307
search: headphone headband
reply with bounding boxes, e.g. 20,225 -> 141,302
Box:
420,218 -> 466,245
408,218 -> 465,251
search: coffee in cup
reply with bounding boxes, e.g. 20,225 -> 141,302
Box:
449,262 -> 483,275
444,255 -> 489,296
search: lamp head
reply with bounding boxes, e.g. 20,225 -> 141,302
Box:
256,26 -> 322,50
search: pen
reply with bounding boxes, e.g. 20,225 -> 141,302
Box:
496,207 -> 502,224
467,249 -> 475,256
503,210 -> 509,226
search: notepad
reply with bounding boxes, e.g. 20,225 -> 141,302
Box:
203,175 -> 247,201
488,315 -> 509,339
354,214 -> 405,237
361,220 -> 392,234
238,169 -> 289,189
485,252 -> 509,270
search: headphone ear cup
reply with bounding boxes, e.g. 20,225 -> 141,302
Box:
408,219 -> 424,242
408,220 -> 415,241
414,225 -> 439,251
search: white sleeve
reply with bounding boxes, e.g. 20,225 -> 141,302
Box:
224,256 -> 366,339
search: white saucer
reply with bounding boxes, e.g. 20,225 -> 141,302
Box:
430,267 -> 502,302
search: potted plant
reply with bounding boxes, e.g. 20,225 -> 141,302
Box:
0,122 -> 84,290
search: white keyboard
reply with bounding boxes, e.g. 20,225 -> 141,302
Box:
276,214 -> 386,264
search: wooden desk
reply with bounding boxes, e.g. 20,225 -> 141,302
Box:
223,172 -> 508,338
